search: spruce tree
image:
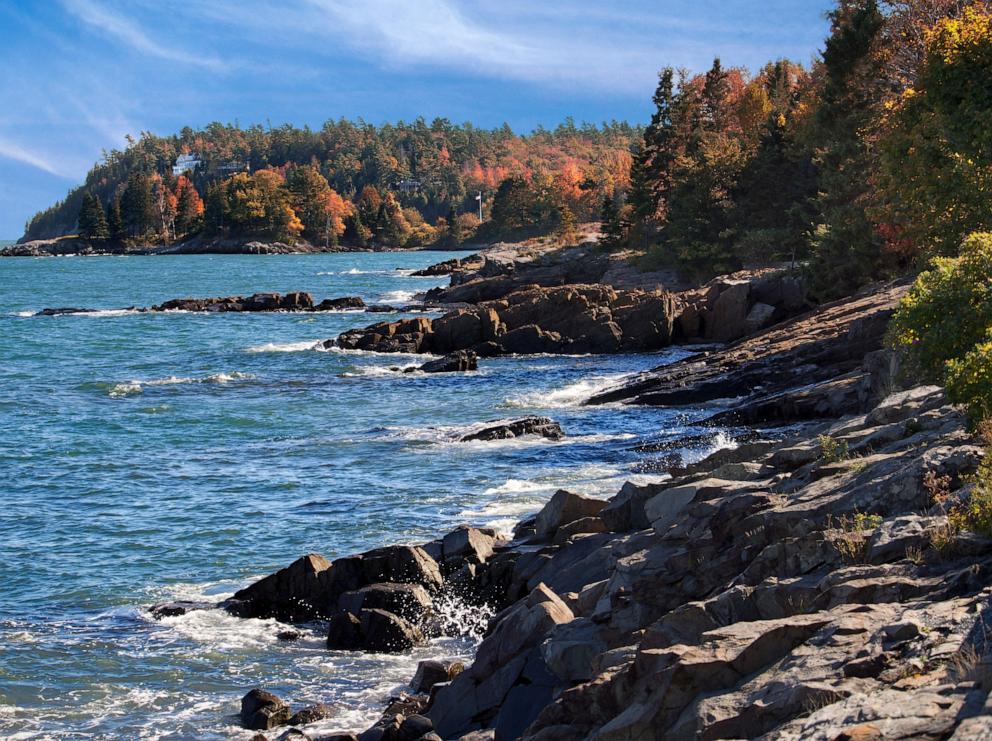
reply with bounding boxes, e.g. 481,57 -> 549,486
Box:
808,0 -> 888,298
629,68 -> 678,224
446,204 -> 462,246
107,198 -> 125,241
78,193 -> 108,240
121,174 -> 154,237
600,195 -> 625,249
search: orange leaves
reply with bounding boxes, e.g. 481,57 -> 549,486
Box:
321,188 -> 354,239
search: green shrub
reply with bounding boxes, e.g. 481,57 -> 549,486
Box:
818,434 -> 850,463
889,232 -> 992,422
945,337 -> 992,424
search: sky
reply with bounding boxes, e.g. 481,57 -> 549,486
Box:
0,0 -> 834,238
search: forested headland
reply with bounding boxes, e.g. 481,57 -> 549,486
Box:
20,0 -> 992,302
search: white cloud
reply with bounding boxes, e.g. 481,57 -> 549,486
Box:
0,137 -> 76,179
61,0 -> 228,72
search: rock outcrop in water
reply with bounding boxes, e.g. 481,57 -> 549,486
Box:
335,284 -> 677,356
459,417 -> 565,442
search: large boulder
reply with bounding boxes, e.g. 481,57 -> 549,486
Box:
316,296 -> 366,311
337,583 -> 434,624
361,546 -> 444,592
460,417 -> 564,443
704,281 -> 751,342
428,584 -> 574,738
231,554 -> 332,621
326,608 -> 425,653
534,489 -> 607,539
410,659 -> 465,693
241,688 -> 291,730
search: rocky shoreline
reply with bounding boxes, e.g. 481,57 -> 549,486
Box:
147,279 -> 992,740
0,236 -> 460,257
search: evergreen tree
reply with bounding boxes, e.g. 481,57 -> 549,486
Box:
600,195 -> 625,249
446,204 -> 462,246
203,181 -> 230,236
628,68 -> 678,224
121,174 -> 154,237
555,204 -> 577,242
78,192 -> 109,240
107,198 -> 125,241
808,0 -> 889,298
699,58 -> 731,133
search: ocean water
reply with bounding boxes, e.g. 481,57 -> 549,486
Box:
0,252 -> 732,739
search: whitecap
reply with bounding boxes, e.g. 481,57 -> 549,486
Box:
107,372 -> 254,397
245,340 -> 321,353
504,372 -> 635,409
377,289 -> 416,304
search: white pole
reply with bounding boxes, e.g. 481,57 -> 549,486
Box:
477,191 -> 483,222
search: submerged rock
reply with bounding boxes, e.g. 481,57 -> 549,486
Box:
147,600 -> 212,619
459,417 -> 564,442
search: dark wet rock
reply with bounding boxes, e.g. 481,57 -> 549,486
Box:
34,307 -> 95,316
360,608 -> 426,653
278,730 -> 312,741
361,546 -> 444,593
148,600 -> 212,619
416,351 -> 478,373
287,703 -> 335,726
241,688 -> 291,730
277,629 -> 303,642
410,659 -> 465,694
316,296 -> 366,311
326,612 -> 364,650
327,609 -> 425,653
397,714 -> 433,740
459,417 -> 564,442
232,553 -> 333,621
337,583 -> 433,625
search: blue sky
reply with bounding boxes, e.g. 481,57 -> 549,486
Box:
0,0 -> 834,238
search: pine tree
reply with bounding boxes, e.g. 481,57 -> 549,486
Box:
699,58 -> 731,133
808,0 -> 889,298
78,193 -> 108,240
446,204 -> 462,246
107,198 -> 125,241
121,174 -> 154,237
600,195 -> 625,249
628,68 -> 678,224
203,181 -> 230,236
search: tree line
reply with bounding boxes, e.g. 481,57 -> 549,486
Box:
605,0 -> 992,299
27,117 -> 639,248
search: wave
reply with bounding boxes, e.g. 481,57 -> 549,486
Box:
107,372 -> 254,397
377,289 -> 416,304
322,345 -> 435,359
504,372 -> 635,409
244,340 -> 321,353
317,268 -> 417,276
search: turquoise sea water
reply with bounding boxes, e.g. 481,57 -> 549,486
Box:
0,253 -> 728,739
